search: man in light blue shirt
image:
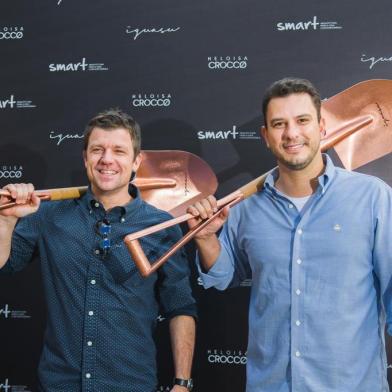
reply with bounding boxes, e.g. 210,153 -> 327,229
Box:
188,78 -> 392,391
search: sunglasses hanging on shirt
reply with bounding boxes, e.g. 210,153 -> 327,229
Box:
95,218 -> 111,257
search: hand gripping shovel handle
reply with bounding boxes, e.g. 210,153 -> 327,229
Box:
124,172 -> 270,277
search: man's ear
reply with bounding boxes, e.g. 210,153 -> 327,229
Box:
319,117 -> 326,137
132,153 -> 142,173
83,150 -> 87,168
261,126 -> 270,148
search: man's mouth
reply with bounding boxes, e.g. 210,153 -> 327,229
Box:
98,169 -> 118,176
283,142 -> 305,153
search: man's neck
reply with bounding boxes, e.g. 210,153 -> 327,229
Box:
275,155 -> 325,197
91,187 -> 133,210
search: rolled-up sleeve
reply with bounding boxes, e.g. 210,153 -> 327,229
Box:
197,203 -> 250,290
157,224 -> 197,320
0,212 -> 40,274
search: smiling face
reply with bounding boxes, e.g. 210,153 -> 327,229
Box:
262,93 -> 325,171
83,127 -> 141,202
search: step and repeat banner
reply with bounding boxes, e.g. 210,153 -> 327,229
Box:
1,1 -> 392,391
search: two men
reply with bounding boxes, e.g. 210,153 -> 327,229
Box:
0,109 -> 196,392
189,78 -> 392,391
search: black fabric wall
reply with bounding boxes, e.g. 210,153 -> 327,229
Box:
1,1 -> 392,391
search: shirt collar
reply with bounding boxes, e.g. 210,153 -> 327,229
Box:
79,184 -> 143,221
264,153 -> 336,194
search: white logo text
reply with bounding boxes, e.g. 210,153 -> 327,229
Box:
126,27 -> 180,40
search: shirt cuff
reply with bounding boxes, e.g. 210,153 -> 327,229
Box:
164,303 -> 198,320
196,251 -> 234,290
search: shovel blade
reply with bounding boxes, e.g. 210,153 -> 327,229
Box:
138,150 -> 218,217
322,79 -> 392,170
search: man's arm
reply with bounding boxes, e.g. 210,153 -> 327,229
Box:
0,183 -> 40,268
169,315 -> 196,391
187,195 -> 229,272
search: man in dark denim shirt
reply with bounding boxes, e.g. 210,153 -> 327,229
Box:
0,109 -> 196,392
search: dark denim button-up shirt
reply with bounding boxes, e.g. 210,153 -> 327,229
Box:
2,186 -> 196,392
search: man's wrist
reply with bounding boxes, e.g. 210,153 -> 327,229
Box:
173,377 -> 193,391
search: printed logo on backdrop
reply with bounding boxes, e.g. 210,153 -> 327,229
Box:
208,56 -> 248,70
0,379 -> 10,392
0,27 -> 24,40
0,95 -> 36,109
276,16 -> 342,31
361,54 -> 392,70
0,166 -> 23,179
49,131 -> 83,146
207,349 -> 247,365
197,125 -> 260,140
0,304 -> 31,319
49,58 -> 108,72
125,27 -> 180,40
0,378 -> 32,391
131,93 -> 172,108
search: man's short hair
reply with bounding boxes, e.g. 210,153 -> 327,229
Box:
262,78 -> 321,126
83,108 -> 141,155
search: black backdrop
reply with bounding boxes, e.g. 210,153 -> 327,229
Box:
1,1 -> 392,391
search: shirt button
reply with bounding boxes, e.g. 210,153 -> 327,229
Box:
296,258 -> 302,265
94,249 -> 100,255
88,311 -> 94,316
295,351 -> 301,357
120,217 -> 125,223
295,289 -> 301,295
86,373 -> 91,379
90,279 -> 96,285
298,228 -> 303,235
288,204 -> 294,209
296,320 -> 301,326
94,202 -> 99,208
87,341 -> 93,346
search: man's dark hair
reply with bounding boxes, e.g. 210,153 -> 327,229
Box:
84,108 -> 141,155
262,78 -> 321,126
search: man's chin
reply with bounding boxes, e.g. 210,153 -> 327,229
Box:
92,182 -> 118,194
279,156 -> 312,171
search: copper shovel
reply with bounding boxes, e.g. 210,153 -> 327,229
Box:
125,79 -> 392,277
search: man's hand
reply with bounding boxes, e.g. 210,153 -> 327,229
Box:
186,195 -> 229,240
0,183 -> 40,218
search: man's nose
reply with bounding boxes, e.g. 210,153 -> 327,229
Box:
100,149 -> 114,162
283,121 -> 300,139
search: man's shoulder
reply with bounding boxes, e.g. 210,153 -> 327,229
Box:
39,198 -> 79,215
334,167 -> 391,190
137,199 -> 174,224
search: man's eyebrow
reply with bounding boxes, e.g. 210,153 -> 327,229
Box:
270,117 -> 285,123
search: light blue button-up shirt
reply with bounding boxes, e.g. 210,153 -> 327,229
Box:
199,155 -> 392,392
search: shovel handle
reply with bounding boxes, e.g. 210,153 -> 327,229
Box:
125,195 -> 244,277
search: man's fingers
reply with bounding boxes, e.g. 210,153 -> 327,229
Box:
206,195 -> 218,212
187,205 -> 200,217
199,198 -> 215,218
193,201 -> 208,220
2,183 -> 36,204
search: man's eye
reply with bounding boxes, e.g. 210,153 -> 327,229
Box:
273,122 -> 284,128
